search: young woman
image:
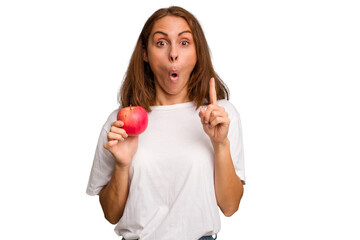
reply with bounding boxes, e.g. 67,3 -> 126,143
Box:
87,6 -> 246,240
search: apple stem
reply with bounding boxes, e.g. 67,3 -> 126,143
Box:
130,104 -> 132,110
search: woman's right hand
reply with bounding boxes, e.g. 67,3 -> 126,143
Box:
103,120 -> 138,168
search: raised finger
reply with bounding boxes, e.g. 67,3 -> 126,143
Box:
209,77 -> 218,105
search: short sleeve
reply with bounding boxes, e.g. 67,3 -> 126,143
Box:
86,110 -> 118,196
220,100 -> 246,185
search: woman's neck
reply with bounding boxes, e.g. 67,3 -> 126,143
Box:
153,83 -> 190,106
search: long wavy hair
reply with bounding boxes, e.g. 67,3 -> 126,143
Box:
118,6 -> 229,112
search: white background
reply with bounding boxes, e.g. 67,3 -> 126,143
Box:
1,0 -> 359,239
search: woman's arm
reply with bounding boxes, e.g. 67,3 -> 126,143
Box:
99,163 -> 130,224
100,120 -> 138,224
213,139 -> 244,217
199,78 -> 244,217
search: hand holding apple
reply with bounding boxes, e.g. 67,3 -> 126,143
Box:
103,120 -> 138,168
103,106 -> 148,168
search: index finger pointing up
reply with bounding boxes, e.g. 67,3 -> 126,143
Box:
209,77 -> 218,105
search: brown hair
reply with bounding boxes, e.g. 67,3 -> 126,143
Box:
118,6 -> 229,112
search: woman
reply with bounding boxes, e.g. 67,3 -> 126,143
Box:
87,6 -> 245,240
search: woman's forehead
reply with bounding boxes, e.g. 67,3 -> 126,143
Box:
151,16 -> 192,35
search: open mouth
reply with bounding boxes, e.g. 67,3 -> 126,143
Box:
169,70 -> 179,81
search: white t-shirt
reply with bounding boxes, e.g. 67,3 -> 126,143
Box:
86,100 -> 245,240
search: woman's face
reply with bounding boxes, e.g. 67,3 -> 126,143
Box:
145,16 -> 197,104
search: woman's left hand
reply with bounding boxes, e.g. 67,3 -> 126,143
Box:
199,77 -> 230,145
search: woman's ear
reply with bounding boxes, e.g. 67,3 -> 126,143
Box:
143,49 -> 149,63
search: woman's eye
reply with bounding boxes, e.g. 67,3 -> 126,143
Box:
181,41 -> 189,46
156,41 -> 167,47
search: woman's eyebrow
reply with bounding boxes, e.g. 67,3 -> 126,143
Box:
178,30 -> 192,36
152,30 -> 192,38
153,31 -> 168,37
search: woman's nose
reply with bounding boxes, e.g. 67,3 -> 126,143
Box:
170,55 -> 178,62
169,46 -> 178,62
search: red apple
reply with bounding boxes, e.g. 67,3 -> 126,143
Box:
117,105 -> 148,136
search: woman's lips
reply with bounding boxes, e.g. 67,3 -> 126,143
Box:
169,70 -> 179,82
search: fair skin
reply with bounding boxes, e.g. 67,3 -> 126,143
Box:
144,16 -> 197,106
99,16 -> 243,224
